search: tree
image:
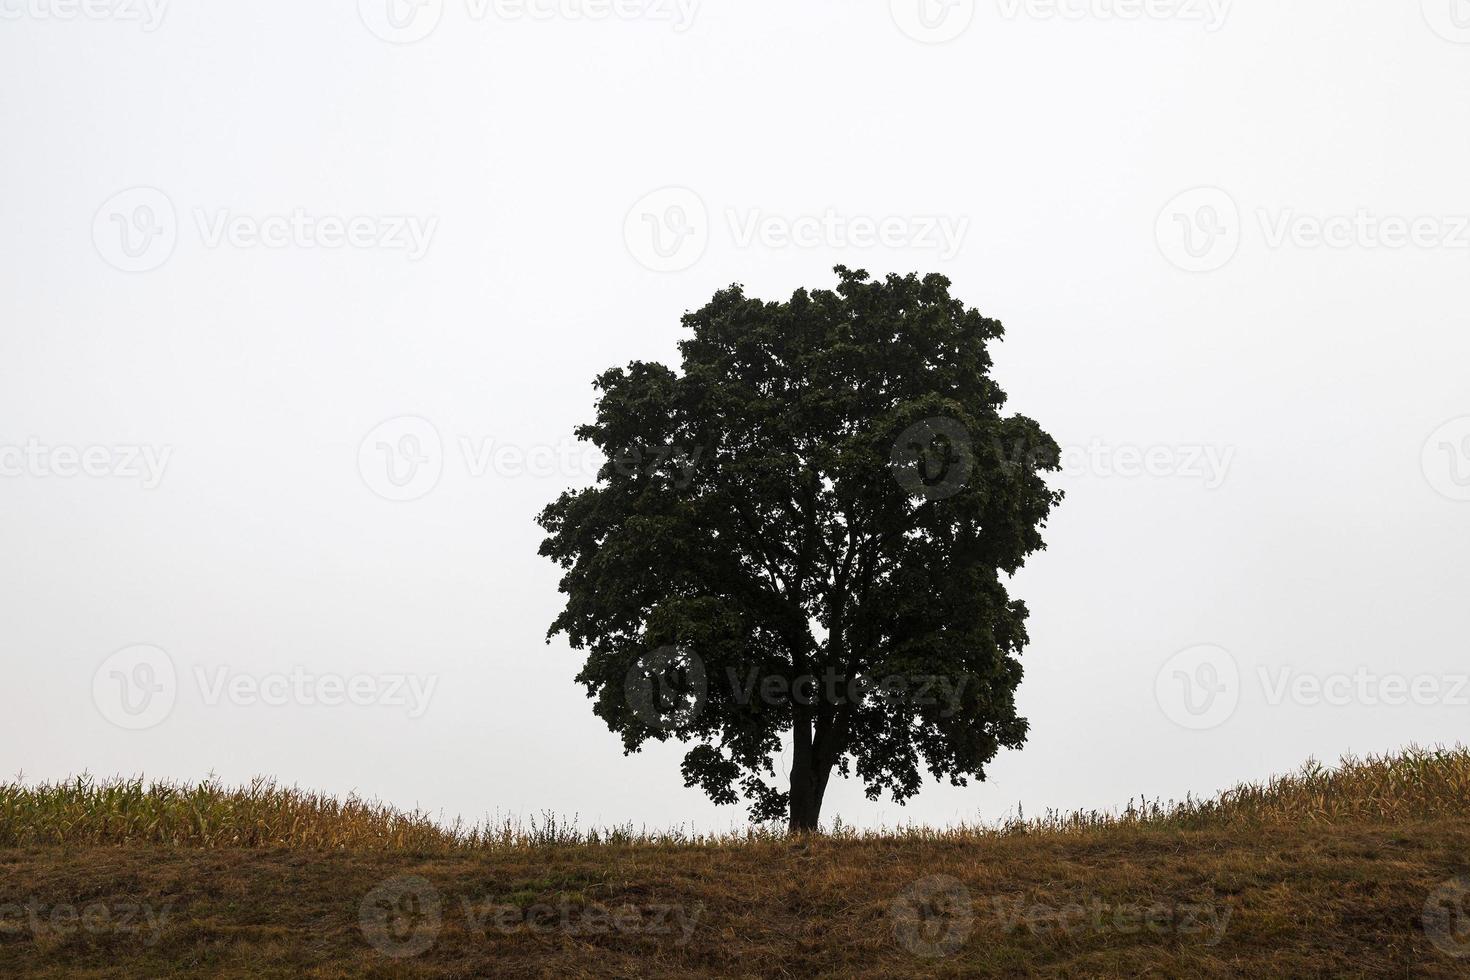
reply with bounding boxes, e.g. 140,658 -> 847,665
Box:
537,267 -> 1063,832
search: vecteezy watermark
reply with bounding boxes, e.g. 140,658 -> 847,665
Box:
462,438 -> 694,484
1422,416 -> 1470,502
360,876 -> 442,958
1156,645 -> 1470,730
1157,187 -> 1470,273
1154,644 -> 1240,731
625,645 -> 708,731
1424,876 -> 1470,957
623,187 -> 709,272
0,0 -> 169,30
359,416 -> 445,502
891,876 -> 974,958
0,439 -> 172,488
729,668 -> 975,718
470,0 -> 698,29
92,645 -> 438,730
892,418 -> 975,501
1156,187 -> 1241,273
92,645 -> 179,731
994,0 -> 1231,31
93,188 -> 437,272
986,895 -> 1231,944
358,875 -> 702,958
357,0 -> 445,44
1058,441 -> 1234,488
890,419 -> 1234,495
0,899 -> 172,945
357,416 -> 702,501
890,879 -> 1232,959
357,0 -> 698,44
93,187 -> 177,273
194,209 -> 437,260
623,188 -> 970,273
727,209 -> 970,261
1422,0 -> 1470,44
624,646 -> 980,731
1258,667 -> 1470,709
358,416 -> 1229,503
194,666 -> 438,719
460,896 -> 700,943
890,0 -> 976,44
1257,209 -> 1470,253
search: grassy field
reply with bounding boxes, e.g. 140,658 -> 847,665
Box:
3,748 -> 1470,977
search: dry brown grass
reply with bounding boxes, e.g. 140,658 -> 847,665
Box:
3,746 -> 1470,977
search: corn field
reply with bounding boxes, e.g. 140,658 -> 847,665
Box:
3,745 -> 1467,851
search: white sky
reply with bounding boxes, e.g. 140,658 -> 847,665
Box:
3,0 -> 1469,831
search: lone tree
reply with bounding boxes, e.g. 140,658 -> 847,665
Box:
538,267 -> 1062,831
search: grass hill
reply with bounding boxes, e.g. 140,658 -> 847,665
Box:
3,746 -> 1470,977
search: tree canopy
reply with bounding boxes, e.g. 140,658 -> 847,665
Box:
537,267 -> 1062,830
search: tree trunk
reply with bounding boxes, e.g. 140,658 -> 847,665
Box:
788,721 -> 832,833
788,767 -> 825,832
788,794 -> 822,832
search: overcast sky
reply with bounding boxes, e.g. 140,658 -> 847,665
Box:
3,0 -> 1468,831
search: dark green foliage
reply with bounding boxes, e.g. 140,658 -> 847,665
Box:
538,267 -> 1062,830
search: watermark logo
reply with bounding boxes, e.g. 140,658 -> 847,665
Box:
995,0 -> 1231,31
891,875 -> 974,958
0,899 -> 172,945
625,648 -> 979,730
1154,644 -> 1239,730
360,876 -> 443,958
891,0 -> 975,43
988,895 -> 1231,943
624,187 -> 708,273
0,0 -> 170,30
1058,441 -> 1233,488
358,0 -> 444,43
359,877 -> 701,958
625,191 -> 969,270
470,0 -> 699,29
1160,657 -> 1470,719
1161,188 -> 1470,272
1156,187 -> 1240,273
1424,876 -> 1470,957
0,439 -> 172,488
1258,667 -> 1470,708
193,209 -> 437,259
93,648 -> 437,726
359,416 -> 444,502
193,666 -> 438,718
460,896 -> 700,941
1257,209 -> 1470,252
1423,417 -> 1470,502
1423,0 -> 1470,43
92,644 -> 178,731
891,882 -> 1231,958
606,444 -> 704,489
94,190 -> 437,271
355,425 -> 702,500
359,0 -> 698,42
894,431 -> 1233,488
727,209 -> 969,261
891,417 -> 974,501
93,187 -> 177,273
625,645 -> 708,730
